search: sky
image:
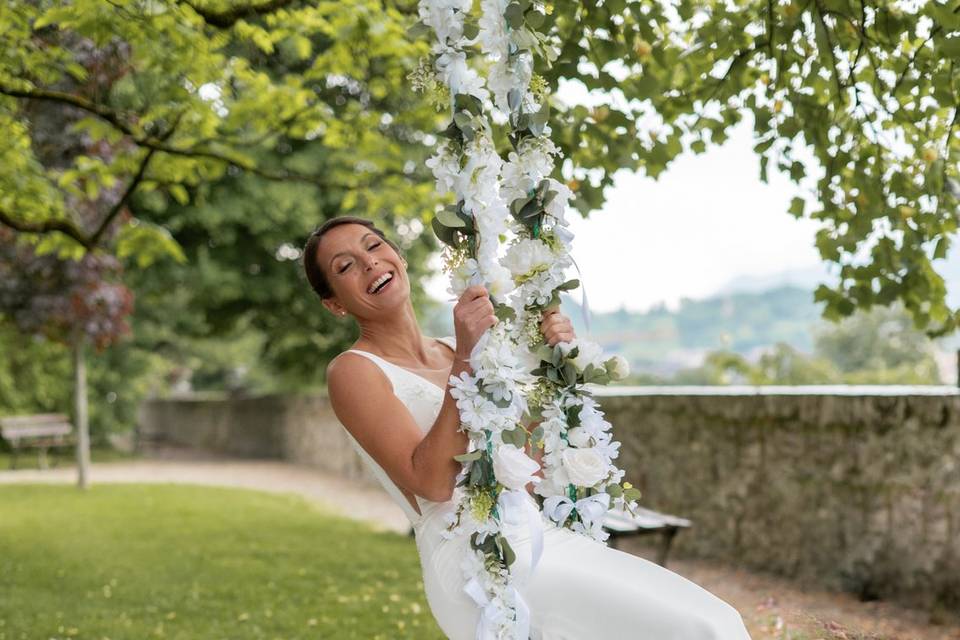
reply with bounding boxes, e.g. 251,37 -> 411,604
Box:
424,117 -> 831,314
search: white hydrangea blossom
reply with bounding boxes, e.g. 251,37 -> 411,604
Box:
503,237 -> 554,280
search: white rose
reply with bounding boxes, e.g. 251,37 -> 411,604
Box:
561,447 -> 608,488
492,444 -> 541,490
571,340 -> 605,371
606,355 -> 630,380
565,426 -> 592,448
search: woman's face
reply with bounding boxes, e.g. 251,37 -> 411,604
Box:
315,223 -> 409,318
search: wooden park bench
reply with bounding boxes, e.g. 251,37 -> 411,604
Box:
602,505 -> 692,567
407,502 -> 691,568
0,414 -> 76,470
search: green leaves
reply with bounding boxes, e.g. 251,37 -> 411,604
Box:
454,450 -> 483,463
116,221 -> 187,268
470,530 -> 516,568
504,3 -> 525,29
500,426 -> 528,448
432,201 -> 475,249
788,197 -> 805,219
436,205 -> 466,228
4,0 -> 959,342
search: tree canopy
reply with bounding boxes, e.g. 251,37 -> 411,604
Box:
1,0 -> 957,340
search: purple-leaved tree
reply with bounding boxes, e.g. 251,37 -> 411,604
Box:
0,227 -> 133,487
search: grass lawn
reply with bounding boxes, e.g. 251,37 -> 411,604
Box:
0,447 -> 141,471
0,484 -> 444,640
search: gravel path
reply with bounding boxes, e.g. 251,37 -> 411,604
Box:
3,448 -> 959,639
0,447 -> 411,534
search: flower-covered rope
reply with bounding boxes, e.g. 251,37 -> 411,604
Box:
414,1 -> 544,637
478,1 -> 643,545
412,2 -> 642,638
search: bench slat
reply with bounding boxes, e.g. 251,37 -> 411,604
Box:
1,424 -> 73,439
603,506 -> 692,532
0,414 -> 71,428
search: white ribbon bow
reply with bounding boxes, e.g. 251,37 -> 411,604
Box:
569,253 -> 592,334
497,488 -> 544,576
543,492 -> 610,531
463,578 -> 530,640
461,489 -> 543,640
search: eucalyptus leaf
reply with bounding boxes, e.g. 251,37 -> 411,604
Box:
500,535 -> 517,567
454,450 -> 483,462
437,208 -> 466,228
526,10 -> 545,29
507,88 -> 522,111
431,216 -> 458,247
504,3 -> 525,29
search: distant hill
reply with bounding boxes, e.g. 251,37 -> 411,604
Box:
714,265 -> 835,296
422,257 -> 960,379
560,285 -> 824,376
423,283 -> 826,376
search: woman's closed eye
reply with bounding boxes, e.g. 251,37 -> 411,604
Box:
337,242 -> 382,274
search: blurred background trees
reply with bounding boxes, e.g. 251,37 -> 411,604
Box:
1,0 -> 957,448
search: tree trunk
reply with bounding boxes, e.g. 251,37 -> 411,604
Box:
73,332 -> 91,489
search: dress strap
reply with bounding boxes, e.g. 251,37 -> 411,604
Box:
341,349 -> 397,392
343,336 -> 455,391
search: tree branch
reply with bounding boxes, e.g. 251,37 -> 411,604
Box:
89,145 -> 160,247
176,0 -> 302,28
813,1 -> 847,110
691,41 -> 766,131
0,208 -> 92,248
890,3 -> 958,97
0,83 -> 345,186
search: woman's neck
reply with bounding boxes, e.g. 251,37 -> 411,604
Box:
354,303 -> 433,365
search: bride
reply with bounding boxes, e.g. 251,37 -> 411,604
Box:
303,215 -> 753,639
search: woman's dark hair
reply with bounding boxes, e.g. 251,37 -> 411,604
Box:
302,216 -> 404,300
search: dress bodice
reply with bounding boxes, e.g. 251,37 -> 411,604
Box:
337,335 -> 457,527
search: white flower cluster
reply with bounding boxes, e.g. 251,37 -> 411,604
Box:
448,323 -> 532,434
500,137 -> 560,204
479,0 -> 536,114
419,2 -> 545,637
424,123 -> 513,301
419,0 -> 489,102
534,389 -> 632,542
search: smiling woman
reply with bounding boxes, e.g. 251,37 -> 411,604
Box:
299,215 -> 751,640
302,215 -> 406,303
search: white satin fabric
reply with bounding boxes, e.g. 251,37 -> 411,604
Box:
340,336 -> 752,639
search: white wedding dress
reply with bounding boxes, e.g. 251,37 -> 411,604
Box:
340,336 -> 752,640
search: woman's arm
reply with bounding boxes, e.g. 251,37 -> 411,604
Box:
327,283 -> 493,504
410,354 -> 473,501
327,353 -> 470,503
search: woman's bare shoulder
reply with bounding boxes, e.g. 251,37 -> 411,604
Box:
326,349 -> 387,388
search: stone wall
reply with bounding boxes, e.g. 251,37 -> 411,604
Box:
137,385 -> 960,612
138,392 -> 377,485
